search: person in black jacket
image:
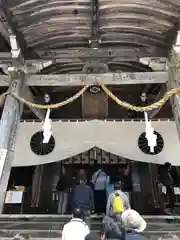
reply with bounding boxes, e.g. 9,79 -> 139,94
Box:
71,175 -> 94,227
56,167 -> 71,214
158,162 -> 175,210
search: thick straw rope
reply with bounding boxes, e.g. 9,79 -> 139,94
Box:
0,84 -> 180,112
101,85 -> 180,112
0,85 -> 89,109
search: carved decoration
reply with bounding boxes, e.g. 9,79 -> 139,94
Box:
63,147 -> 127,165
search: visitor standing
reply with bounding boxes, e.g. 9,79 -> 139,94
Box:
102,213 -> 125,240
62,208 -> 90,240
56,167 -> 71,214
106,181 -> 130,217
91,168 -> 109,214
121,209 -> 147,240
158,162 -> 175,211
71,175 -> 94,227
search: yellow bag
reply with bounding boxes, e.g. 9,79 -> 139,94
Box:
112,192 -> 124,214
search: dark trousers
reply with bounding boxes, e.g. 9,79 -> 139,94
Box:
82,209 -> 91,227
72,207 -> 91,227
94,190 -> 106,214
166,186 -> 175,209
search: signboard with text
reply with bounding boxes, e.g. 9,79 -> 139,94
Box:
5,191 -> 23,204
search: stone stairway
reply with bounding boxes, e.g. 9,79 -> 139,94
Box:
0,215 -> 179,240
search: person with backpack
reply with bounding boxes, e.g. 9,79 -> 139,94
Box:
106,181 -> 130,217
102,213 -> 125,240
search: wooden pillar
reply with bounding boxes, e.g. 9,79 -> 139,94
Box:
39,163 -> 54,213
31,165 -> 44,208
138,163 -> 157,214
167,45 -> 180,179
82,91 -> 108,118
167,50 -> 180,138
0,71 -> 24,213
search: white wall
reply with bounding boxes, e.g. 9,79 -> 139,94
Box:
13,120 -> 180,166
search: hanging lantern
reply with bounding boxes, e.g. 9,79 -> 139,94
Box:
144,112 -> 157,153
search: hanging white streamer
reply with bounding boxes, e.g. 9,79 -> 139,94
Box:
144,112 -> 157,153
43,109 -> 52,143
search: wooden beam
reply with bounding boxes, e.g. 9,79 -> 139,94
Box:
0,3 -> 27,55
0,45 -> 168,63
27,72 -> 168,86
29,47 -> 168,60
0,71 -> 24,213
23,87 -> 45,120
0,72 -> 168,86
0,48 -> 168,66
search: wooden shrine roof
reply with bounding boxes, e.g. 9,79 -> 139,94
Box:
0,0 -> 179,73
0,0 -> 178,120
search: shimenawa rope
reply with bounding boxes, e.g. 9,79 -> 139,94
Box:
101,85 -> 180,112
0,85 -> 180,112
0,85 -> 89,109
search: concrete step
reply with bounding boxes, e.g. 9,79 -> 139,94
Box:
0,229 -> 180,239
0,215 -> 179,239
0,220 -> 180,231
0,214 -> 180,221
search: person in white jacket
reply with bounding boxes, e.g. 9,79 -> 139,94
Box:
62,208 -> 90,240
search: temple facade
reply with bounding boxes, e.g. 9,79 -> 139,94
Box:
0,0 -> 179,215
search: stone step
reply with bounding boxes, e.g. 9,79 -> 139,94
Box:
0,222 -> 100,230
0,221 -> 179,230
0,229 -> 180,239
0,215 -> 179,239
0,214 -> 179,222
0,215 -> 73,222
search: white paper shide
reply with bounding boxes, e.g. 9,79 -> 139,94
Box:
43,109 -> 52,143
144,112 -> 157,153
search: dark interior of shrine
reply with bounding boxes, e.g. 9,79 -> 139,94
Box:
5,149 -> 180,216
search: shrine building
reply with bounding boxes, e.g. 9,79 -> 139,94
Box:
0,0 -> 179,218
